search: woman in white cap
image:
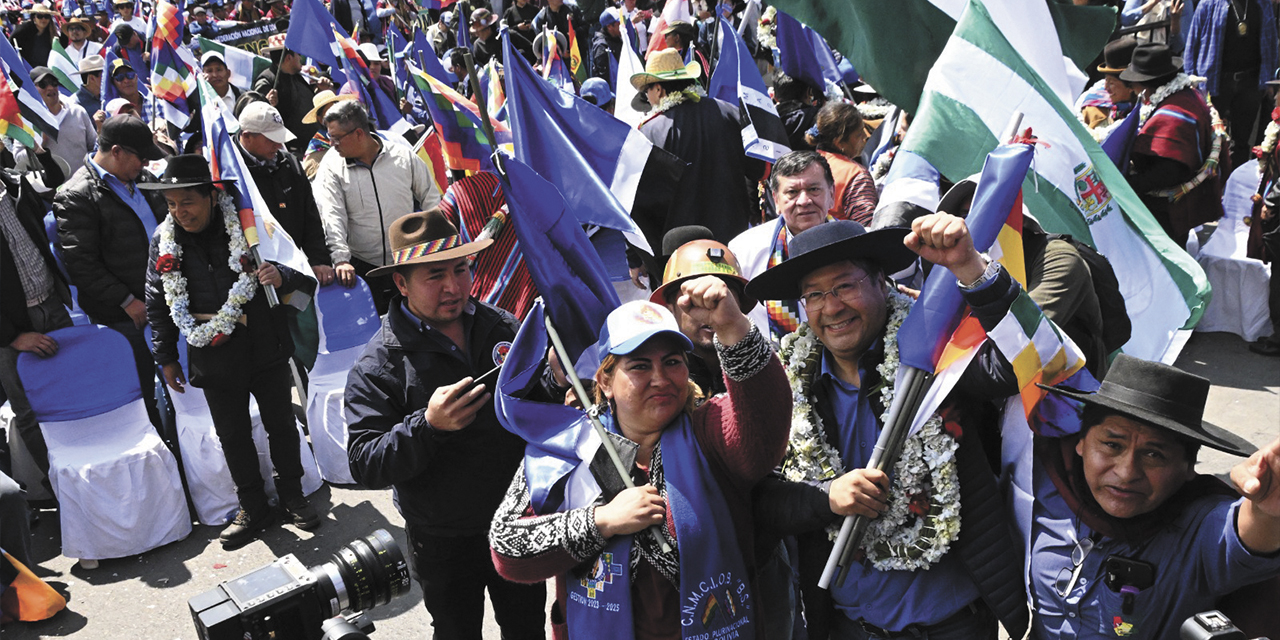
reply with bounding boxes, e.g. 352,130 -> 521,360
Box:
491,280 -> 791,640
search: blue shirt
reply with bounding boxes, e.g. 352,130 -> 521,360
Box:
1185,0 -> 1278,94
819,348 -> 981,631
1029,470 -> 1280,639
86,157 -> 157,239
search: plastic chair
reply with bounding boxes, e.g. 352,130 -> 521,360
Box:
16,325 -> 190,562
1196,159 -> 1273,342
306,279 -> 379,485
149,328 -> 324,525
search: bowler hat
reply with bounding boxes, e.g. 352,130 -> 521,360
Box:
1118,43 -> 1182,84
746,220 -> 914,301
367,209 -> 492,277
1038,354 -> 1256,457
138,154 -> 236,190
1096,36 -> 1138,75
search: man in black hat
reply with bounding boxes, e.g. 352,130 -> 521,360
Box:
749,213 -> 1061,639
55,115 -> 169,429
1122,43 -> 1225,248
1028,355 -> 1280,639
345,209 -> 546,640
142,154 -> 321,549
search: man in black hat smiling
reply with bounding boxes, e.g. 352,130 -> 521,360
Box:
749,212 -> 1066,639
1027,355 -> 1280,639
142,155 -> 321,549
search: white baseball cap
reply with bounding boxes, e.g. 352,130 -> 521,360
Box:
238,101 -> 296,143
599,301 -> 694,356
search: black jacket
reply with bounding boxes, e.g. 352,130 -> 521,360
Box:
144,209 -> 303,387
0,173 -> 71,346
12,21 -> 53,67
345,296 -> 528,535
253,68 -> 316,156
590,30 -> 621,83
237,139 -> 332,267
54,164 -> 167,325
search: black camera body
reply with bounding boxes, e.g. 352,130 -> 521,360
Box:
189,529 -> 411,640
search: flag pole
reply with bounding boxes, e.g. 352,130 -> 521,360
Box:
543,314 -> 674,554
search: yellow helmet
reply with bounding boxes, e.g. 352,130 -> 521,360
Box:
649,240 -> 756,313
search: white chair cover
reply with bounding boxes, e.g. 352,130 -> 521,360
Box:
17,325 -> 190,560
306,280 -> 379,484
1197,160 -> 1273,342
154,330 -> 324,525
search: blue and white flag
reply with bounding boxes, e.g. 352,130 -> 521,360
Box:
709,16 -> 789,162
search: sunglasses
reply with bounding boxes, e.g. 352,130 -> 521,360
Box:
114,70 -> 137,81
36,79 -> 60,89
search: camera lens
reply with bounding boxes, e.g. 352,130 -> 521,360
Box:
312,529 -> 411,615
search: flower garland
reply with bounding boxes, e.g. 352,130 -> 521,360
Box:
1252,107 -> 1280,160
757,6 -> 777,50
156,192 -> 258,348
856,101 -> 892,122
649,85 -> 706,118
870,145 -> 897,182
1137,74 -> 1228,202
779,290 -> 962,571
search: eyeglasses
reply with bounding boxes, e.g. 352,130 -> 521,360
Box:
328,127 -> 360,145
1055,535 -> 1095,598
114,70 -> 137,81
799,273 -> 874,311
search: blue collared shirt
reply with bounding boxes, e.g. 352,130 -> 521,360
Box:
820,348 -> 981,631
86,156 -> 158,239
1029,469 -> 1280,639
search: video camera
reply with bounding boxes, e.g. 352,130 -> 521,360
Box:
1181,610 -> 1271,640
189,529 -> 411,640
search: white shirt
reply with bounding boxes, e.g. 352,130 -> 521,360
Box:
727,218 -> 806,339
63,39 -> 103,66
109,16 -> 148,35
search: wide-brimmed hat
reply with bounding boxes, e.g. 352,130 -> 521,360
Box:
1118,43 -> 1182,83
469,7 -> 498,32
356,42 -> 385,63
1097,36 -> 1138,75
367,209 -> 493,277
630,47 -> 701,90
139,154 -> 236,190
650,239 -> 755,313
937,177 -> 978,216
25,2 -> 54,15
302,89 -> 355,124
78,54 -> 105,74
260,33 -> 286,53
1038,354 -> 1255,457
532,29 -> 569,60
65,12 -> 93,26
746,220 -> 914,301
661,19 -> 696,40
598,301 -> 694,356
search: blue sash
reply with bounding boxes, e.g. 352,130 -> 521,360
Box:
565,415 -> 756,640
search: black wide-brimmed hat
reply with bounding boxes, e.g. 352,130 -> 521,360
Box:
1097,36 -> 1138,75
138,154 -> 236,190
745,220 -> 914,301
1038,354 -> 1256,457
1118,43 -> 1182,84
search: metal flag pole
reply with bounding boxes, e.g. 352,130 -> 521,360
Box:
543,314 -> 673,554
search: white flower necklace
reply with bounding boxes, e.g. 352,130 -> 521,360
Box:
856,101 -> 892,122
870,145 -> 897,182
779,289 -> 961,571
1256,119 -> 1279,158
1138,73 -> 1202,124
649,85 -> 706,117
156,193 -> 258,348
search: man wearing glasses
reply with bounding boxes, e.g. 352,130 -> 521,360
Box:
748,215 -> 1050,639
30,66 -> 95,176
59,13 -> 103,66
107,58 -> 152,126
54,116 -> 169,429
314,101 -> 440,314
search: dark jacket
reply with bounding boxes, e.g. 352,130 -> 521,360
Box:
11,21 -> 53,67
637,97 -> 765,246
753,267 -> 1031,640
74,85 -> 101,117
345,296 -> 528,536
236,139 -> 332,267
253,68 -> 316,157
589,29 -> 621,83
144,208 -> 302,387
777,100 -> 820,152
53,164 -> 167,325
0,173 -> 71,346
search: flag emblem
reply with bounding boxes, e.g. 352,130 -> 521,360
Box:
580,553 -> 622,598
1073,163 -> 1112,219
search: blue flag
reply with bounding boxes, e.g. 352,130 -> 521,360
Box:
283,0 -> 340,71
897,143 -> 1034,372
708,15 -> 789,162
1101,106 -> 1140,173
412,26 -> 457,84
502,33 -> 664,255
456,8 -> 471,51
772,10 -> 844,96
386,28 -> 410,100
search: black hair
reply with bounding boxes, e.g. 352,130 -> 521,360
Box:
323,99 -> 374,134
769,150 -> 834,192
1079,404 -> 1201,464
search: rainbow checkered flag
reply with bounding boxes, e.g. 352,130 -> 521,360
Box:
407,60 -> 512,173
149,0 -> 197,128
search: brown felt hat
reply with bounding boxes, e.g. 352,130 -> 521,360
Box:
367,209 -> 492,277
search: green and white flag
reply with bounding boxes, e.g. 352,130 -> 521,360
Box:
49,40 -> 82,94
902,0 -> 1210,362
196,37 -> 271,91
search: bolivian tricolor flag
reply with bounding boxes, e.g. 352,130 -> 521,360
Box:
567,16 -> 587,86
0,66 -> 37,149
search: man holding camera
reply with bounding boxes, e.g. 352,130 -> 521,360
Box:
344,210 -> 545,640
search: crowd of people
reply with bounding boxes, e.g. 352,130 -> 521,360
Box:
0,0 -> 1279,638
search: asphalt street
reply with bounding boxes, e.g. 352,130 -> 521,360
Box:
1,330 -> 1276,640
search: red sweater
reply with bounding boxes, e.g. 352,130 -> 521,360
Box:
490,335 -> 791,640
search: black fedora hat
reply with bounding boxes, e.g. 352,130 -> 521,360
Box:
138,154 -> 236,190
1038,354 -> 1255,457
1096,36 -> 1138,75
745,220 -> 914,301
1118,43 -> 1183,84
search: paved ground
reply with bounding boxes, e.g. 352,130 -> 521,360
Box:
1,330 -> 1276,640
